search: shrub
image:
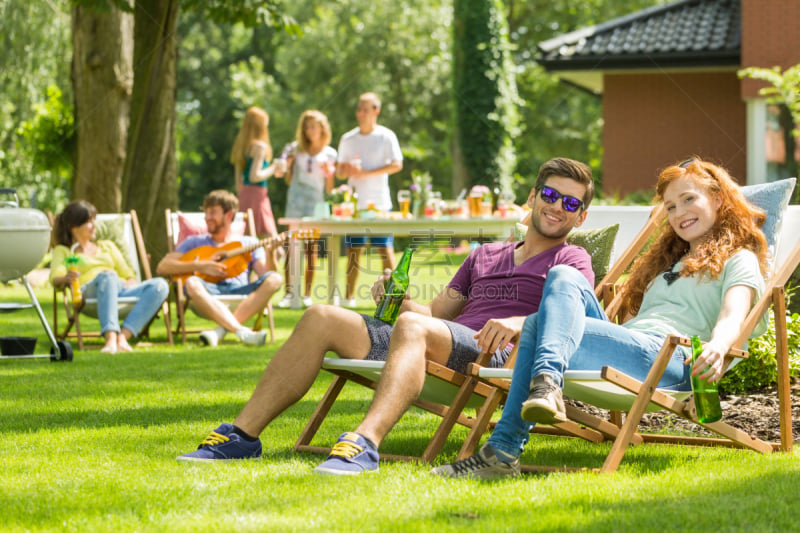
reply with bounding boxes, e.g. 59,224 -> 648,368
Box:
453,0 -> 519,191
720,309 -> 800,394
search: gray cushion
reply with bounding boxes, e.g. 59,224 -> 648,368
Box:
741,178 -> 796,265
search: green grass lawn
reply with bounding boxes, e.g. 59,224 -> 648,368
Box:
1,252 -> 799,532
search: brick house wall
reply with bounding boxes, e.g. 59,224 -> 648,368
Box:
740,0 -> 800,99
602,71 -> 746,195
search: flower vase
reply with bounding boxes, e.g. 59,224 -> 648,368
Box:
412,200 -> 423,218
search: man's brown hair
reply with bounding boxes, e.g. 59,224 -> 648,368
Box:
202,190 -> 239,214
534,157 -> 594,208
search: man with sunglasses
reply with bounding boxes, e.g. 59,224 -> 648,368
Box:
176,158 -> 596,473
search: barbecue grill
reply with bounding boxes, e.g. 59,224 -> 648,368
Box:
0,188 -> 72,361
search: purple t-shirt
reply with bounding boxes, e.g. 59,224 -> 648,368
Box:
176,234 -> 265,286
447,241 -> 593,331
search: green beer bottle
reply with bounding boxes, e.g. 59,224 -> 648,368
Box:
374,248 -> 414,325
690,335 -> 722,423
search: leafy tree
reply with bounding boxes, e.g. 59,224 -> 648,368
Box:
739,63 -> 800,139
16,86 -> 75,212
452,0 -> 519,194
0,0 -> 72,212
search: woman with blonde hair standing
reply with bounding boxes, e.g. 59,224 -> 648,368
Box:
231,106 -> 278,237
275,109 -> 337,307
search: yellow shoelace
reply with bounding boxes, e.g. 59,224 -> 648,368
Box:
199,431 -> 230,448
328,440 -> 362,459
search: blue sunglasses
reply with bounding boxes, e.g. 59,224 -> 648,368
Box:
539,186 -> 584,213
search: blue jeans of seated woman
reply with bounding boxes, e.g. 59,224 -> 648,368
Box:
487,264 -> 691,458
81,271 -> 170,337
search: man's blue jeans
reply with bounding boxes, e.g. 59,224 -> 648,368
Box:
81,271 -> 170,337
488,265 -> 690,458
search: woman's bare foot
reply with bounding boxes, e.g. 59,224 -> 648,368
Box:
100,344 -> 118,354
101,331 -> 118,354
117,338 -> 133,352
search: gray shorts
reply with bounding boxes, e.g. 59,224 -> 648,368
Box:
360,314 -> 510,374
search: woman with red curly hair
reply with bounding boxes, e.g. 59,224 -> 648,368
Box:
434,157 -> 770,479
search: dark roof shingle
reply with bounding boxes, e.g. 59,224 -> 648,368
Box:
538,0 -> 740,71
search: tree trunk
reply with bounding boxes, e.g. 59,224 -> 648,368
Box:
451,138 -> 470,197
121,0 -> 179,264
71,4 -> 133,212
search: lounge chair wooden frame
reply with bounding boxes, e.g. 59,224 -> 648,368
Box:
52,210 -> 173,349
164,208 -> 275,344
293,358 -> 499,462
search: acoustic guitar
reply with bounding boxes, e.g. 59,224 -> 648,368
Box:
175,228 -> 320,283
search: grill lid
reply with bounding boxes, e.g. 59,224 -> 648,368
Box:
0,188 -> 50,231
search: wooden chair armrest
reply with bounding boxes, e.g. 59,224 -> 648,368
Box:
466,362 -> 484,377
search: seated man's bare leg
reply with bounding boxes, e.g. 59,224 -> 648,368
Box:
184,276 -> 242,332
354,312 -> 453,447
232,272 -> 283,324
233,304 -> 373,437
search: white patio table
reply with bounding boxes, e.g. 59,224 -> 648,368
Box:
277,216 -> 518,308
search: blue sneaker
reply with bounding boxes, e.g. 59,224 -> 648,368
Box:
176,423 -> 262,462
313,432 -> 379,475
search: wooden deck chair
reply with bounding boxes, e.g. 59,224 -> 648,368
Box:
293,220 -> 627,463
461,178 -> 798,474
52,210 -> 173,349
164,208 -> 275,344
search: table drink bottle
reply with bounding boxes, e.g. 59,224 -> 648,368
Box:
690,335 -> 722,423
374,248 -> 414,325
65,255 -> 82,307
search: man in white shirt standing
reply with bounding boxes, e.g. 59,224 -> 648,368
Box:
336,92 -> 403,307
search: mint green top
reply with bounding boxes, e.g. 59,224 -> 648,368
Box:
624,249 -> 767,344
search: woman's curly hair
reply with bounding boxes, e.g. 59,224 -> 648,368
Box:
622,157 -> 769,315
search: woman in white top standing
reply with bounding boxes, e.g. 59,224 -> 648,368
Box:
275,109 -> 337,307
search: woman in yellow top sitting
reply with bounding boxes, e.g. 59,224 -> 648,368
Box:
50,200 -> 169,353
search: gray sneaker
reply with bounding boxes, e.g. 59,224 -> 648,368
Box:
430,443 -> 520,480
521,374 -> 567,424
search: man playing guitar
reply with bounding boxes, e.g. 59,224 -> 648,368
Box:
157,190 -> 283,347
